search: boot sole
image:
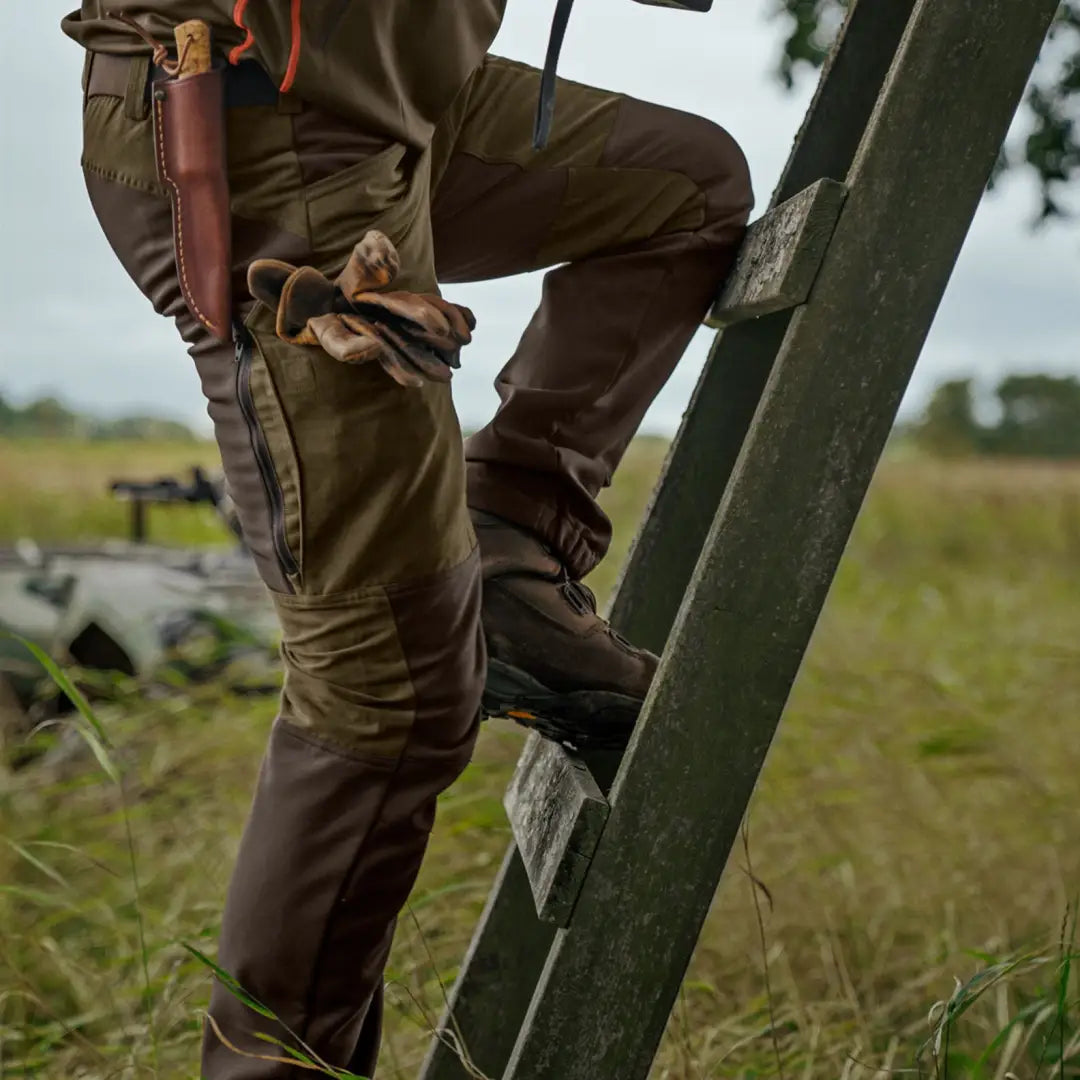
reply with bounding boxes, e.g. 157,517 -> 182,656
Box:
482,658 -> 640,751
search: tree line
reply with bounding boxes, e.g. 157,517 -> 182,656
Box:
910,374 -> 1080,457
0,392 -> 197,442
4,378 -> 1079,457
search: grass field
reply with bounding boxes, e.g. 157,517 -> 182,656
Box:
0,439 -> 224,547
1,437 -> 1078,1079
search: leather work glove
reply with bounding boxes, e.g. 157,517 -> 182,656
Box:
247,231 -> 476,388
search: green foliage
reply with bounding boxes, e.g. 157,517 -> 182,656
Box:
995,373 -> 1080,456
773,0 -> 1080,220
0,390 -> 196,442
914,379 -> 984,457
917,937 -> 1079,1079
773,0 -> 837,87
914,374 -> 1080,458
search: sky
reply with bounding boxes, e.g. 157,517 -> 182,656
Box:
1,1 -> 1078,436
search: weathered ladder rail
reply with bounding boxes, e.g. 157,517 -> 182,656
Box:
420,0 -> 1058,1076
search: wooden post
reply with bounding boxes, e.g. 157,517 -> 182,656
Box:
419,3 -> 919,1077
501,0 -> 1059,1076
131,499 -> 147,544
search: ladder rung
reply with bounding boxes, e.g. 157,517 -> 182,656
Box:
504,736 -> 609,927
707,177 -> 848,328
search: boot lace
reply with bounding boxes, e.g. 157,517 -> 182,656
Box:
559,578 -> 638,652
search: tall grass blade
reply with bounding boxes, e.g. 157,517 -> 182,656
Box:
182,946 -> 278,1021
2,839 -> 71,891
184,947 -> 363,1077
9,634 -> 120,783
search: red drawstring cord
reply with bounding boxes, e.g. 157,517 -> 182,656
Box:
109,2 -> 301,94
232,0 -> 301,94
229,0 -> 255,65
279,0 -> 303,94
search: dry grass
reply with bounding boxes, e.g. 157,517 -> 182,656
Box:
1,440 -> 1078,1079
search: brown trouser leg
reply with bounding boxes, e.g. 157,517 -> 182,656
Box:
432,58 -> 754,578
79,47 -> 750,1078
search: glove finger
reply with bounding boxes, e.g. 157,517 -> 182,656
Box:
278,266 -> 339,345
420,295 -> 476,341
399,328 -> 463,366
350,290 -> 452,337
384,323 -> 462,368
335,312 -> 439,387
340,312 -> 442,379
336,230 -> 401,301
375,321 -> 454,384
247,258 -> 297,311
358,290 -> 475,346
323,312 -> 427,387
391,316 -> 464,368
347,301 -> 460,359
310,313 -> 383,365
378,352 -> 426,388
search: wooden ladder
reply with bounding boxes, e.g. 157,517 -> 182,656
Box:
420,0 -> 1059,1075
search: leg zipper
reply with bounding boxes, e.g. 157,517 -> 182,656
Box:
234,325 -> 300,580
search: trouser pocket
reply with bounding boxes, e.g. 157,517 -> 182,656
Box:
234,321 -> 302,584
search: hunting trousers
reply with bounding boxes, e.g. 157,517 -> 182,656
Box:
80,51 -> 753,1078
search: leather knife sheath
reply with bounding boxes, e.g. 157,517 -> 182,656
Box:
152,68 -> 233,343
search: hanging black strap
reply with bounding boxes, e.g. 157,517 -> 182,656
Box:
534,0 -> 576,150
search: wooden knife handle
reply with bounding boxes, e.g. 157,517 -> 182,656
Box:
174,19 -> 213,78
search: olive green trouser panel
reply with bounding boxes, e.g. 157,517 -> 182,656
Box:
81,86 -> 478,742
270,549 -> 485,757
245,306 -> 473,600
224,97 -> 474,604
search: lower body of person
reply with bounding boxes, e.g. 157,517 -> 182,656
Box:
79,49 -> 752,1077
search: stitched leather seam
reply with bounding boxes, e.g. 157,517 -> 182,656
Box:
155,95 -> 213,331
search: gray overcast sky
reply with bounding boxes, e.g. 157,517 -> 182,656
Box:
1,1 -> 1078,435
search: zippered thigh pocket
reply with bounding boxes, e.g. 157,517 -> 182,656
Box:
234,321 -> 303,584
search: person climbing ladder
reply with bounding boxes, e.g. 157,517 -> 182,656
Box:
62,1 -> 753,1073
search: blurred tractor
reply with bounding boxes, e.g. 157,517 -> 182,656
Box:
0,467 -> 279,766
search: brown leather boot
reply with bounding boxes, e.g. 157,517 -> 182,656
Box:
472,510 -> 658,750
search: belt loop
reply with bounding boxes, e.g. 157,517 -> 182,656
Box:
277,90 -> 303,115
124,55 -> 152,121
